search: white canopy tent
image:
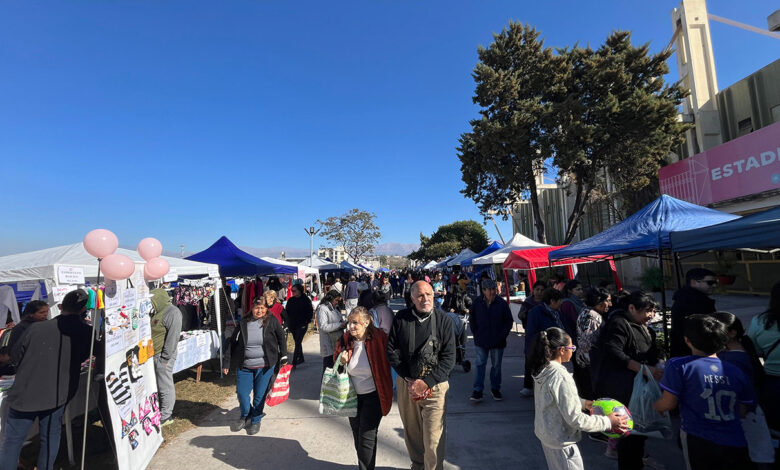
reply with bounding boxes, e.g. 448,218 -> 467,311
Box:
421,261 -> 438,270
0,243 -> 220,316
260,256 -> 319,276
470,233 -> 549,265
446,248 -> 476,267
299,254 -> 340,271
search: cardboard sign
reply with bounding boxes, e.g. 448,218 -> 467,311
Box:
52,285 -> 77,302
207,267 -> 220,278
57,265 -> 85,285
17,280 -> 40,291
163,268 -> 178,283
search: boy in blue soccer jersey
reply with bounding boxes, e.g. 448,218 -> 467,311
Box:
654,314 -> 753,470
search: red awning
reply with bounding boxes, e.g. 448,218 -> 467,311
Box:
501,246 -> 611,270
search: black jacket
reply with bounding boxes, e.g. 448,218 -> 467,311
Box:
8,315 -> 93,412
386,307 -> 455,389
595,310 -> 659,405
285,295 -> 313,330
224,315 -> 287,372
670,286 -> 716,357
469,295 -> 513,349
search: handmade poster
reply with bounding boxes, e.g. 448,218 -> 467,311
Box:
102,283 -> 163,470
105,281 -> 121,309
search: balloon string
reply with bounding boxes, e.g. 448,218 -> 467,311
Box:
81,258 -> 101,470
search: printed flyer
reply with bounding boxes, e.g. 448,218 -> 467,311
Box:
103,284 -> 163,470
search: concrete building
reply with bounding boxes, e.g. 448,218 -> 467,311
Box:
317,246 -> 349,263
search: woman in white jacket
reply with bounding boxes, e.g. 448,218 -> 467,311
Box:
529,327 -> 627,470
316,289 -> 345,372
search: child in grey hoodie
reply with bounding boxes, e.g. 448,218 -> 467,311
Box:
529,327 -> 627,470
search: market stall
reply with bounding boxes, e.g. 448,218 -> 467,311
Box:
446,248 -> 476,267
669,205 -> 780,252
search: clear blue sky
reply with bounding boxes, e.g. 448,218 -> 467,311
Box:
2,0 -> 777,256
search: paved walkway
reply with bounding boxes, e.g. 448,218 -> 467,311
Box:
149,298 -> 700,470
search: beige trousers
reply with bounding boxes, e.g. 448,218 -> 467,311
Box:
396,377 -> 449,470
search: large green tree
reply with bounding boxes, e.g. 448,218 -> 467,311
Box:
550,32 -> 690,242
458,23 -> 563,243
409,220 -> 489,261
459,23 -> 690,244
317,209 -> 381,263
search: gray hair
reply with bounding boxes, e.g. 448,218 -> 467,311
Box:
410,280 -> 432,297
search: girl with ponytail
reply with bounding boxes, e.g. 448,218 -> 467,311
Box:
529,327 -> 627,470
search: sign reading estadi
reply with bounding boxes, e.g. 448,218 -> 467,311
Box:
659,120 -> 780,206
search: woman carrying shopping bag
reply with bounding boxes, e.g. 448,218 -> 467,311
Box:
223,298 -> 288,435
333,306 -> 394,470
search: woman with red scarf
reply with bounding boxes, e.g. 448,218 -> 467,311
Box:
263,290 -> 288,330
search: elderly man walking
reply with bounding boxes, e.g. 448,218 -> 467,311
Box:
469,278 -> 513,402
387,281 -> 455,470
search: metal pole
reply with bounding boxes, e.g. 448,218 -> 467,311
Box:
80,259 -> 101,470
658,249 -> 670,354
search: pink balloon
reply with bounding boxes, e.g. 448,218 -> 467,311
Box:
137,237 -> 163,261
83,229 -> 119,258
101,254 -> 136,281
144,257 -> 170,280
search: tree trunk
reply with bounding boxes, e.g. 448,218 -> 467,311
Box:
528,175 -> 547,244
563,181 -> 591,244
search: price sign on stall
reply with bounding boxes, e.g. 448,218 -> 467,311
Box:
163,268 -> 178,283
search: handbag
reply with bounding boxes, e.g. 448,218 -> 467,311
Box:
266,364 -> 293,407
629,365 -> 672,438
319,351 -> 357,417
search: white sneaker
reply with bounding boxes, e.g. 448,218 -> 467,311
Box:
518,388 -> 534,398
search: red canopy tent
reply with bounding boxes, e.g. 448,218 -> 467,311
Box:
501,246 -> 621,299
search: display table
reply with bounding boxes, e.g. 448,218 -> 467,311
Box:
0,370 -> 98,465
173,330 -> 220,381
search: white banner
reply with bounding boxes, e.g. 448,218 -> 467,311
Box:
17,280 -> 40,291
163,268 -> 178,283
103,285 -> 163,470
57,265 -> 85,285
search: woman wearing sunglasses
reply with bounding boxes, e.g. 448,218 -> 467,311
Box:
529,326 -> 627,470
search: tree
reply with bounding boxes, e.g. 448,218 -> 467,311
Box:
550,32 -> 690,242
409,220 -> 489,261
458,22 -> 565,243
379,255 -> 388,266
317,209 -> 381,263
459,23 -> 690,244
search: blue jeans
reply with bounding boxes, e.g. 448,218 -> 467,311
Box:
0,405 -> 66,470
472,346 -> 504,392
236,366 -> 275,424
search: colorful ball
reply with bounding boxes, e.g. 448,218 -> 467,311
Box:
590,397 -> 634,438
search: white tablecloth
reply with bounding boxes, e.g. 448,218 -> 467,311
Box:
173,330 -> 220,374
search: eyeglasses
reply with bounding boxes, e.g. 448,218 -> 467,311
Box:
563,345 -> 577,351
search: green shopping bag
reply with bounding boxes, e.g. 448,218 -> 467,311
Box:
319,352 -> 358,417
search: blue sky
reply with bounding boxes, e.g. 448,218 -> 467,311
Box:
2,0 -> 778,256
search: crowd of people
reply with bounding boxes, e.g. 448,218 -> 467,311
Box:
2,266 -> 780,470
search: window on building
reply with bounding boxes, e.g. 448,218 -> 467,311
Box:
737,118 -> 753,137
771,105 -> 780,124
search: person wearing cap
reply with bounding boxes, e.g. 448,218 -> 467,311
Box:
150,288 -> 182,424
468,278 -> 513,402
0,289 -> 94,470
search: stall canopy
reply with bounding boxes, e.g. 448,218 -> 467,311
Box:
470,233 -> 548,266
186,236 -> 295,276
446,248 -> 476,267
460,241 -> 504,267
299,254 -> 340,271
260,257 -> 319,275
549,195 -> 739,261
422,261 -> 438,270
0,243 -> 219,283
670,205 -> 780,252
340,260 -> 363,272
503,246 -> 619,290
359,264 -> 376,272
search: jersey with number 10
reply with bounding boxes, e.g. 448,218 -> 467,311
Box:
660,355 -> 754,446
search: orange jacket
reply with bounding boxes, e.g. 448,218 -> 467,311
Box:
334,328 -> 394,416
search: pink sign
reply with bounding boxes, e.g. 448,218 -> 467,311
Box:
659,121 -> 780,205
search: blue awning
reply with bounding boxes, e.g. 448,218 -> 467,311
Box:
185,236 -> 297,276
670,205 -> 780,252
550,195 -> 739,260
461,241 -> 504,267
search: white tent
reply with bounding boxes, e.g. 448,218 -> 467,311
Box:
0,243 -> 220,316
260,256 -> 319,275
421,261 -> 438,270
470,233 -> 549,265
446,248 -> 476,267
299,254 -> 340,271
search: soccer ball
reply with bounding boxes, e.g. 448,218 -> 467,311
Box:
590,398 -> 634,438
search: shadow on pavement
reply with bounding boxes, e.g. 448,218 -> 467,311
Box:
189,434 -> 397,470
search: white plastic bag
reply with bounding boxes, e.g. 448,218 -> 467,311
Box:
629,365 -> 672,439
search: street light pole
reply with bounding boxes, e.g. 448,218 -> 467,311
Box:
304,226 -> 320,265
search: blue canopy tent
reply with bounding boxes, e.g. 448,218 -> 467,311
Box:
460,241 -> 504,267
549,195 -> 739,350
669,205 -> 780,252
358,263 -> 376,272
340,260 -> 363,273
186,236 -> 297,276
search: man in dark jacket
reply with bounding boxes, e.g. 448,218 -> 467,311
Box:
150,288 -> 182,424
469,279 -> 513,402
387,281 -> 455,470
670,268 -> 717,357
0,290 -> 92,470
